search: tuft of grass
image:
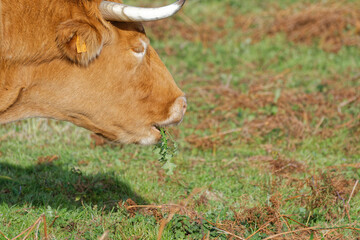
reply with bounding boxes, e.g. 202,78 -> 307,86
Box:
154,128 -> 178,175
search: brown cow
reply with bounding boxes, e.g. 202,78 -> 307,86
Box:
0,0 -> 187,145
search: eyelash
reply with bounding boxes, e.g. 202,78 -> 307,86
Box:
133,47 -> 145,54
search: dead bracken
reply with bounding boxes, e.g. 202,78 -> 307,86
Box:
116,174 -> 359,239
185,71 -> 359,150
265,2 -> 360,52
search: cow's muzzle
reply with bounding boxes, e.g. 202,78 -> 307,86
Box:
157,96 -> 187,128
138,96 -> 186,145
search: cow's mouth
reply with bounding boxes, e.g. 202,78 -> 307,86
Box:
152,125 -> 161,133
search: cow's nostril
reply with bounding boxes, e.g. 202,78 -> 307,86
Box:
176,96 -> 187,116
182,99 -> 187,115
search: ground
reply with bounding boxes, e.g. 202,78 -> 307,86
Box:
1,0 -> 360,239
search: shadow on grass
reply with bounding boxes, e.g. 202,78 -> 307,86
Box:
0,162 -> 147,210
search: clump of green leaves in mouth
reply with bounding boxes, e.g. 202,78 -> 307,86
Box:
154,127 -> 178,175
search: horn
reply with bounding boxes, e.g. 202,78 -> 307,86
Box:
99,0 -> 186,22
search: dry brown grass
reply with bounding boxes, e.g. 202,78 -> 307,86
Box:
144,1 -> 360,53
266,2 -> 360,52
117,174 -> 359,239
185,73 -> 359,149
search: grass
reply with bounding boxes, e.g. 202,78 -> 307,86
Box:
1,0 -> 360,239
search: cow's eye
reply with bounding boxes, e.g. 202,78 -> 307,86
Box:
132,46 -> 145,54
132,39 -> 148,59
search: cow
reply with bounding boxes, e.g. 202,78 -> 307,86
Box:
0,0 -> 187,145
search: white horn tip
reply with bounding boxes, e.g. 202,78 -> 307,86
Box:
100,0 -> 187,22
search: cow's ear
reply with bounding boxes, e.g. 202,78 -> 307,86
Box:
56,20 -> 105,66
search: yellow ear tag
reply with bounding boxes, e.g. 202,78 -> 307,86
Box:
76,35 -> 87,53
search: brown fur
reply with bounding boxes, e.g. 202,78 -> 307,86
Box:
0,0 -> 185,144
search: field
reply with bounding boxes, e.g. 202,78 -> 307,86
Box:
1,0 -> 360,239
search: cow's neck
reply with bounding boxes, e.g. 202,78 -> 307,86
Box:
0,62 -> 33,123
0,60 -> 80,125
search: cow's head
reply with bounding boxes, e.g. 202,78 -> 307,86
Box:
0,0 -> 187,145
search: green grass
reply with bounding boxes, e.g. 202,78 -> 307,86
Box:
1,0 -> 360,239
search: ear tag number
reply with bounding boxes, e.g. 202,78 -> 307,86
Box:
76,35 -> 87,53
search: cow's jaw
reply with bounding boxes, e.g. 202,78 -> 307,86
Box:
138,127 -> 161,145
